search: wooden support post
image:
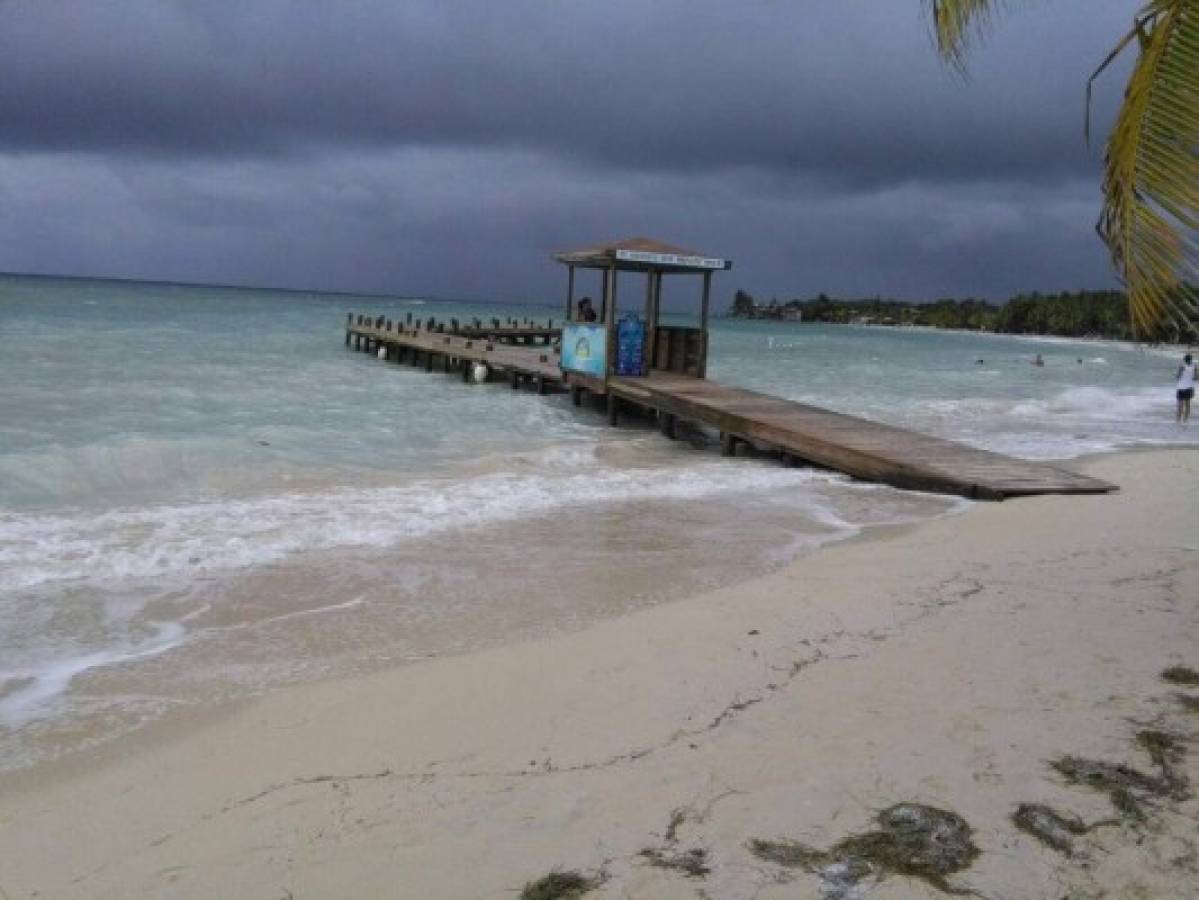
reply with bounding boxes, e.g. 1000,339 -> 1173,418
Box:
426,353 -> 434,373
599,268 -> 609,323
700,271 -> 712,379
660,412 -> 676,440
572,386 -> 582,407
643,271 -> 655,371
607,393 -> 618,427
537,376 -> 546,395
444,354 -> 451,373
604,264 -> 618,383
345,331 -> 351,347
511,371 -> 519,390
721,432 -> 737,457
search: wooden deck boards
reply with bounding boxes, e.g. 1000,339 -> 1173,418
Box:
345,321 -> 1115,501
609,372 -> 1115,500
351,324 -> 561,380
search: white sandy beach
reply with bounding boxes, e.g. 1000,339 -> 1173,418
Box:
1,449 -> 1196,899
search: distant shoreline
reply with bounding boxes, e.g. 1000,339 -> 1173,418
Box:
726,313 -> 1198,352
724,287 -> 1199,344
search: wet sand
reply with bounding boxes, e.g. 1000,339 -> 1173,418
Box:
0,449 -> 1196,899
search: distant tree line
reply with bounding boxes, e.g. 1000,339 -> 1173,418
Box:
727,288 -> 1198,342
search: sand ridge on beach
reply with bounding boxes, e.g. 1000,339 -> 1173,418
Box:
0,449 -> 1196,899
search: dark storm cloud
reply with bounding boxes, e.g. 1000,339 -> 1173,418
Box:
0,0 -> 1135,300
0,0 -> 1129,183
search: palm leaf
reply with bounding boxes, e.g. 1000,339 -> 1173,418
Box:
927,0 -> 1005,68
1096,1 -> 1199,337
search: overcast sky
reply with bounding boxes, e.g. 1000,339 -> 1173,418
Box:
0,0 -> 1136,305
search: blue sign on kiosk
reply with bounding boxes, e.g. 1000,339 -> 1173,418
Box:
615,314 -> 646,376
560,323 -> 607,378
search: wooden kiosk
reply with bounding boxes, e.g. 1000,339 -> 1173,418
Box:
553,237 -> 732,421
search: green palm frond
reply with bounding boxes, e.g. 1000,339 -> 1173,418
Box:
928,0 -> 1005,68
1096,1 -> 1199,337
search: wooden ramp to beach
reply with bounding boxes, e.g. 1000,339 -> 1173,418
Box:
345,316 -> 1115,501
608,372 -> 1115,500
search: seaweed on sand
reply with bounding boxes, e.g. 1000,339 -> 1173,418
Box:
639,846 -> 711,878
747,837 -> 827,870
1161,666 -> 1199,687
1175,693 -> 1199,713
1136,728 -> 1190,798
520,870 -> 601,900
1051,755 -> 1168,821
1137,728 -> 1185,769
1011,803 -> 1089,855
749,802 -> 980,896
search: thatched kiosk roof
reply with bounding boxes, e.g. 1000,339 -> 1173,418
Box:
553,237 -> 731,272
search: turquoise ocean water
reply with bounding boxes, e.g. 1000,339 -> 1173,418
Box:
0,274 -> 1193,771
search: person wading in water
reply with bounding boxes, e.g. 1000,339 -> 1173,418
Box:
1176,353 -> 1195,425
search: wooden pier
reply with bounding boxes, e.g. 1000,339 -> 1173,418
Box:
343,237 -> 1115,501
344,316 -> 1113,501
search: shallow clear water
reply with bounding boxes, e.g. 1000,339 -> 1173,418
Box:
0,274 -> 1193,771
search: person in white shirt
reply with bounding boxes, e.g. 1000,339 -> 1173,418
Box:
1176,353 -> 1195,424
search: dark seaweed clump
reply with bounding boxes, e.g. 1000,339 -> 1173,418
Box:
1175,693 -> 1199,713
1161,666 -> 1199,686
1050,756 -> 1158,821
749,802 -> 979,895
1136,729 -> 1190,798
1011,802 -> 1089,855
1049,728 -> 1191,823
748,837 -> 827,869
520,870 -> 600,900
639,846 -> 710,878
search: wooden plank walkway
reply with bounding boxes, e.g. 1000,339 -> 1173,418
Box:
348,322 -> 563,387
345,317 -> 1116,501
609,372 -> 1115,500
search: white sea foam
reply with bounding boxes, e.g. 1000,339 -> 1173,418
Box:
1007,385 -> 1164,420
0,462 -> 843,592
0,598 -> 372,731
0,621 -> 188,727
